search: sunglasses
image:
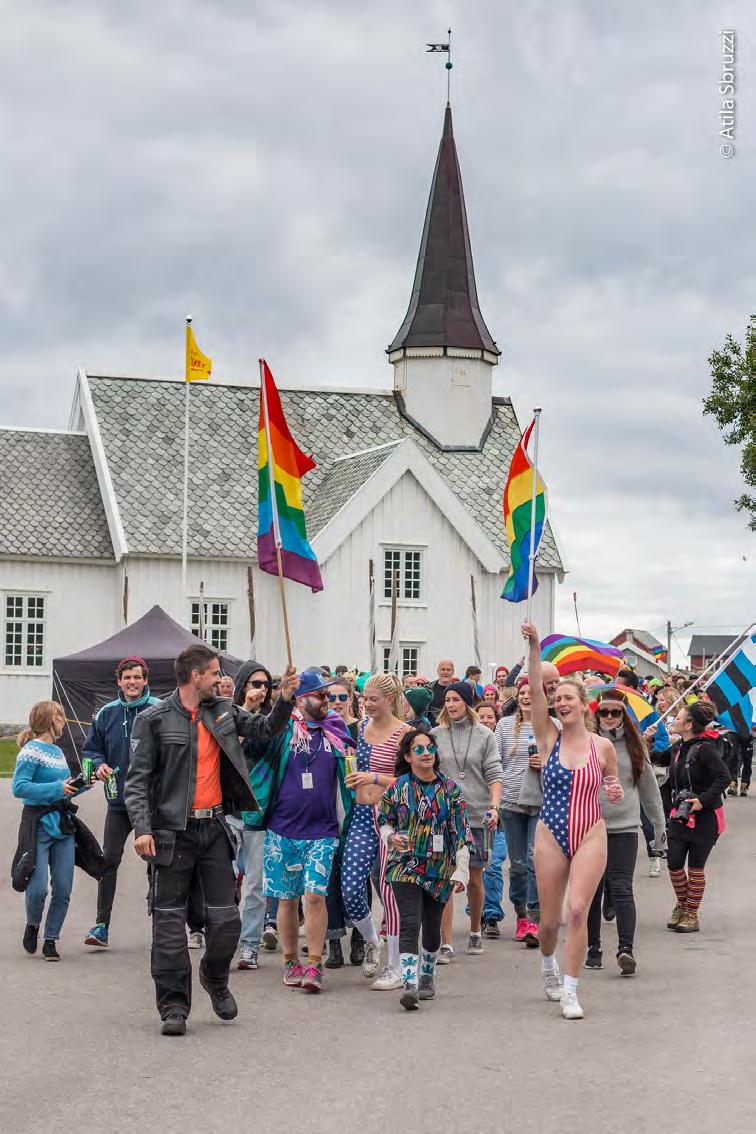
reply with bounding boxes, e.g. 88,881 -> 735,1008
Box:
412,744 -> 438,756
597,707 -> 624,719
248,679 -> 271,690
309,689 -> 330,700
329,693 -> 350,703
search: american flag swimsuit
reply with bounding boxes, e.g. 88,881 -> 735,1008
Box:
540,735 -> 603,859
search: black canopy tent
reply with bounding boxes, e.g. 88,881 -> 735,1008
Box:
52,605 -> 242,767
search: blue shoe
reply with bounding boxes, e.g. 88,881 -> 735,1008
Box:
84,924 -> 109,947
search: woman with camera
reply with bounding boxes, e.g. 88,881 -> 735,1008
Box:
666,700 -> 730,934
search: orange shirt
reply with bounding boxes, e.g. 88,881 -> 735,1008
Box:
192,718 -> 222,810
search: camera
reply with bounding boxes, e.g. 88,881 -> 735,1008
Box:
673,789 -> 694,822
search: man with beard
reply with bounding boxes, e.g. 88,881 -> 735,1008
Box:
260,667 -> 356,994
125,643 -> 298,1036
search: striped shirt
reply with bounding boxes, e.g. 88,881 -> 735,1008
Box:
495,715 -> 537,813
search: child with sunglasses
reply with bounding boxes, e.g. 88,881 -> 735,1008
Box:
377,729 -> 474,1010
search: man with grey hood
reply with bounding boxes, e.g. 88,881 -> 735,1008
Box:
233,660 -> 275,970
586,687 -> 666,977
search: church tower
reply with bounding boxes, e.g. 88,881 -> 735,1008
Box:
388,104 -> 500,449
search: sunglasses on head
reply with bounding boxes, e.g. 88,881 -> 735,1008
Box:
329,693 -> 349,702
598,707 -> 624,719
412,744 -> 438,756
248,679 -> 271,690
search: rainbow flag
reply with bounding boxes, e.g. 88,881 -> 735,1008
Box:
501,418 -> 546,603
257,360 -> 323,592
652,645 -> 668,663
541,634 -> 624,678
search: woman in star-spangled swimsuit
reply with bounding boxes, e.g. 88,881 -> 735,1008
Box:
522,620 -> 624,1021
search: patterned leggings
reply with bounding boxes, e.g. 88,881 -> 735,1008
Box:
341,802 -> 400,936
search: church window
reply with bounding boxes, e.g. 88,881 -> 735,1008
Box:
3,594 -> 46,668
383,548 -> 423,601
191,600 -> 230,652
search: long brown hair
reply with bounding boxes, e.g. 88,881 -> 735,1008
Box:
621,712 -> 648,785
17,700 -> 64,747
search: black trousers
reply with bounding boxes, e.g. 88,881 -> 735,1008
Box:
150,818 -> 240,1019
392,881 -> 444,955
667,813 -> 719,870
587,832 -> 638,953
97,808 -> 133,926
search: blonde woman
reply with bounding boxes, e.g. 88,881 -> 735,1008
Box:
341,673 -> 409,990
522,620 -> 623,1020
11,701 -> 84,960
433,682 -> 502,960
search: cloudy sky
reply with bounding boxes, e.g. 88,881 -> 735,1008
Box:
1,0 -> 754,663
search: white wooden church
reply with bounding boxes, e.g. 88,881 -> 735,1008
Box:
0,104 -> 565,725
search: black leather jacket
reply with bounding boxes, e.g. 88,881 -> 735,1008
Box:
124,690 -> 293,837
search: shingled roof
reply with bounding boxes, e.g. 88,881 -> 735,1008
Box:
83,374 -> 562,571
0,430 -> 113,560
388,105 -> 499,357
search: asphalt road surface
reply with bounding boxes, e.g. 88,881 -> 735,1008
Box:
1,780 -> 754,1134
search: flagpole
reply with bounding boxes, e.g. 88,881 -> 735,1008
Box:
471,574 -> 481,668
658,621 -> 755,723
259,359 -> 293,667
572,591 -> 582,637
525,407 -> 542,625
368,558 -> 377,673
181,318 -> 192,605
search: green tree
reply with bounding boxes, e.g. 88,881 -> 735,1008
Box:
703,321 -> 756,531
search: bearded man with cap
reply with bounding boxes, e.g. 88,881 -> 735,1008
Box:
258,667 -> 356,994
432,681 -> 503,960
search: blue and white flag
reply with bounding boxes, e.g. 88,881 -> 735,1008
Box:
706,631 -> 756,738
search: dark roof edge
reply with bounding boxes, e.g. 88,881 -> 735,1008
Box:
393,392 -> 496,452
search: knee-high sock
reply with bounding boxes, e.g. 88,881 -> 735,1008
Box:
669,868 -> 688,907
351,914 -> 379,946
387,933 -> 400,972
400,952 -> 419,989
686,869 -> 705,913
420,948 -> 439,978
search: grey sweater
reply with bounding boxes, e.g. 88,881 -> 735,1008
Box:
432,720 -> 503,828
599,727 -> 666,849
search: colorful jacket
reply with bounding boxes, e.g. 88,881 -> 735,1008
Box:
378,772 -> 474,902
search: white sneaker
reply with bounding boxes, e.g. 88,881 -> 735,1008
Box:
371,965 -> 403,991
436,944 -> 455,965
187,930 -> 204,950
261,926 -> 279,951
543,963 -> 563,1001
561,989 -> 584,1020
362,940 -> 383,979
648,857 -> 661,878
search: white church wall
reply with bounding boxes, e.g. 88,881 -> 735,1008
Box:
393,355 -> 494,448
0,559 -> 118,724
477,570 -> 556,679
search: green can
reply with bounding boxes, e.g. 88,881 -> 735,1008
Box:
105,770 -> 119,800
81,756 -> 94,784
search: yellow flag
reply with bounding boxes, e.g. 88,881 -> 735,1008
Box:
185,323 -> 213,382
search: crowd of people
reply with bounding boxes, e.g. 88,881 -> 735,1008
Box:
10,628 -> 748,1033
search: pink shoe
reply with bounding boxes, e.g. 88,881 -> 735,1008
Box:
514,917 -> 529,942
283,960 -> 304,987
524,921 -> 539,948
301,963 -> 323,993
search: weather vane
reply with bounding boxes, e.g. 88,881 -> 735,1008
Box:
426,27 -> 453,104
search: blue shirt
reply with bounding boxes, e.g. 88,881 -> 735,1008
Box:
12,741 -> 71,839
268,725 -> 339,840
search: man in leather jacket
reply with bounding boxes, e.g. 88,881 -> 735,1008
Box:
125,642 -> 298,1036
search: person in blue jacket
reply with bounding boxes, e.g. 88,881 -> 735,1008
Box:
82,656 -> 160,948
12,700 -> 90,960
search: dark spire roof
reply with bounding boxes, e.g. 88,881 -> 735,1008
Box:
388,105 -> 499,357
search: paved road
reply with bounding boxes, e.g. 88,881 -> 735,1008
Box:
1,780 -> 754,1134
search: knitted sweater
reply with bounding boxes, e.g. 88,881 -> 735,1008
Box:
11,741 -> 71,839
597,727 -> 666,848
432,720 -> 502,827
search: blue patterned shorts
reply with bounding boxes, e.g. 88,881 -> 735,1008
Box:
263,830 -> 339,899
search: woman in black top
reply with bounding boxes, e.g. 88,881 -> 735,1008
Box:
666,701 -> 730,934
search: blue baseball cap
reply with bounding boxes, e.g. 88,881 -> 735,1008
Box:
296,667 -> 337,699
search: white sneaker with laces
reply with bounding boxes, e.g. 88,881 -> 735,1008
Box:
561,989 -> 584,1020
543,963 -> 563,1001
436,944 -> 455,965
362,940 -> 383,979
648,857 -> 661,877
466,933 -> 485,955
187,930 -> 204,950
371,965 -> 404,991
261,926 -> 279,951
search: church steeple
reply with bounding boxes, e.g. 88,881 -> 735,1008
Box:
388,105 -> 499,358
388,105 -> 499,450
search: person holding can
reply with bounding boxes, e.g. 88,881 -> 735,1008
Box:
81,657 -> 161,949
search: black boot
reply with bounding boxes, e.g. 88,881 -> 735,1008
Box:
23,924 -> 39,955
349,930 -> 365,967
325,939 -> 344,969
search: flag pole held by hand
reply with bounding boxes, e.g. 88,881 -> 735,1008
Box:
260,359 -> 293,668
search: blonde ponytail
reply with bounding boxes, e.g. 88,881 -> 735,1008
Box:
365,672 -> 405,718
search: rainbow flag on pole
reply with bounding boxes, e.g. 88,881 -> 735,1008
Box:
257,359 -> 324,592
501,418 -> 546,603
541,634 -> 624,678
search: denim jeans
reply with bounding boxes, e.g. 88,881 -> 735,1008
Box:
482,830 -> 508,921
26,829 -> 75,941
238,828 -> 265,950
500,809 -> 540,915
